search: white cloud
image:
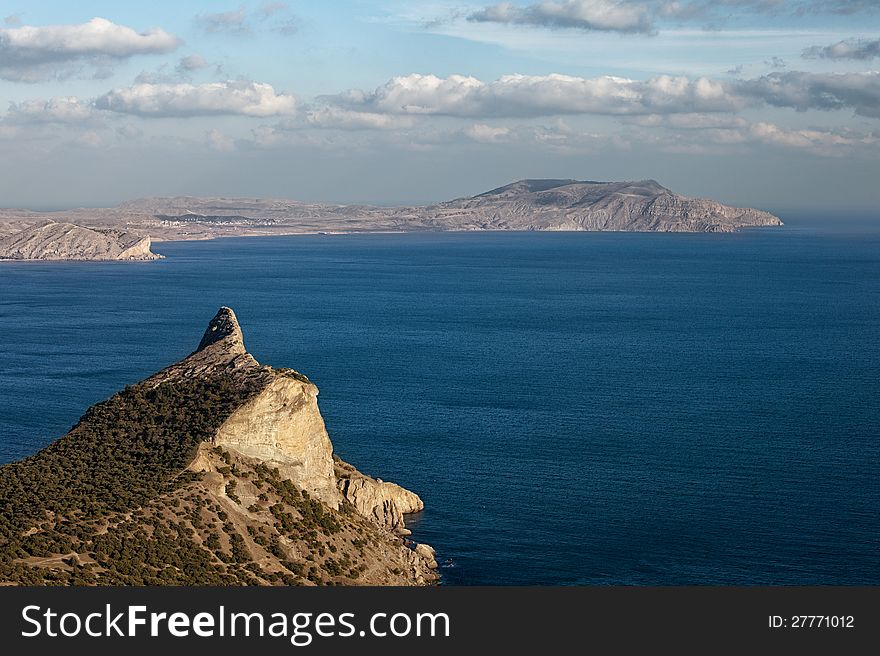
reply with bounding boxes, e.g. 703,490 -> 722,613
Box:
625,112 -> 749,129
333,72 -> 744,117
303,106 -> 416,130
5,96 -> 96,124
334,70 -> 880,121
746,122 -> 877,152
464,123 -> 512,142
0,17 -> 179,81
628,112 -> 879,156
95,80 -> 297,117
735,71 -> 880,117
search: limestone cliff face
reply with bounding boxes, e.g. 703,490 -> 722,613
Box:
213,376 -> 341,508
180,307 -> 426,539
334,458 -> 424,535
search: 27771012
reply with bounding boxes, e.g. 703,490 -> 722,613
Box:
769,615 -> 854,629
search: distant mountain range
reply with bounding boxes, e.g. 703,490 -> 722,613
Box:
0,179 -> 782,258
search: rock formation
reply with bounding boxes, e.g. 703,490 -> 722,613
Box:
0,220 -> 161,261
335,458 -> 425,534
0,307 -> 436,585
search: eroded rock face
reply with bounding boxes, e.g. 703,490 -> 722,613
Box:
182,308 -> 427,538
335,458 -> 424,533
214,375 -> 341,508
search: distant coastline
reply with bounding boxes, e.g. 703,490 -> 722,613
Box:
0,179 -> 782,260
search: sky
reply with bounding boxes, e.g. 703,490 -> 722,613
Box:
0,1 -> 878,213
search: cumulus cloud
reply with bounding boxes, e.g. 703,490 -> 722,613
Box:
95,80 -> 297,117
469,1 -> 654,33
333,70 -> 880,121
0,17 -> 179,81
735,71 -> 880,117
332,72 -> 743,117
5,96 -> 97,124
803,37 -> 880,60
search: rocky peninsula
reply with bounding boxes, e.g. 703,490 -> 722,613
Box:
0,307 -> 437,585
0,221 -> 161,261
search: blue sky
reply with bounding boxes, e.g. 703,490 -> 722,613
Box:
0,1 -> 878,213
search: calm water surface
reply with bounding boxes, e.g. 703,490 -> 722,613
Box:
1,227 -> 878,584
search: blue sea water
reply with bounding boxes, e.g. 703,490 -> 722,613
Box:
0,226 -> 878,585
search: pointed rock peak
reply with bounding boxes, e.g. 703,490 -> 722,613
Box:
196,307 -> 246,355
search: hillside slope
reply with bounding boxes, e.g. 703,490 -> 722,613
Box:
417,179 -> 783,232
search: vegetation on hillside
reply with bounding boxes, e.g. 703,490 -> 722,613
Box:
0,372 -> 415,586
0,372 -> 267,583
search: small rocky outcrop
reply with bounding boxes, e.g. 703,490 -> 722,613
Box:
335,457 -> 425,534
0,221 -> 161,261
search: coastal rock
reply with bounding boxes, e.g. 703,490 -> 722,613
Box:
212,375 -> 342,508
170,307 -> 341,507
0,220 -> 161,261
335,457 -> 424,532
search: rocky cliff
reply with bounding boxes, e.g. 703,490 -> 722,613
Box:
0,307 -> 437,586
0,221 -> 161,261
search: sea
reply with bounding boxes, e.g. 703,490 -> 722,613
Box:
1,221 -> 878,585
